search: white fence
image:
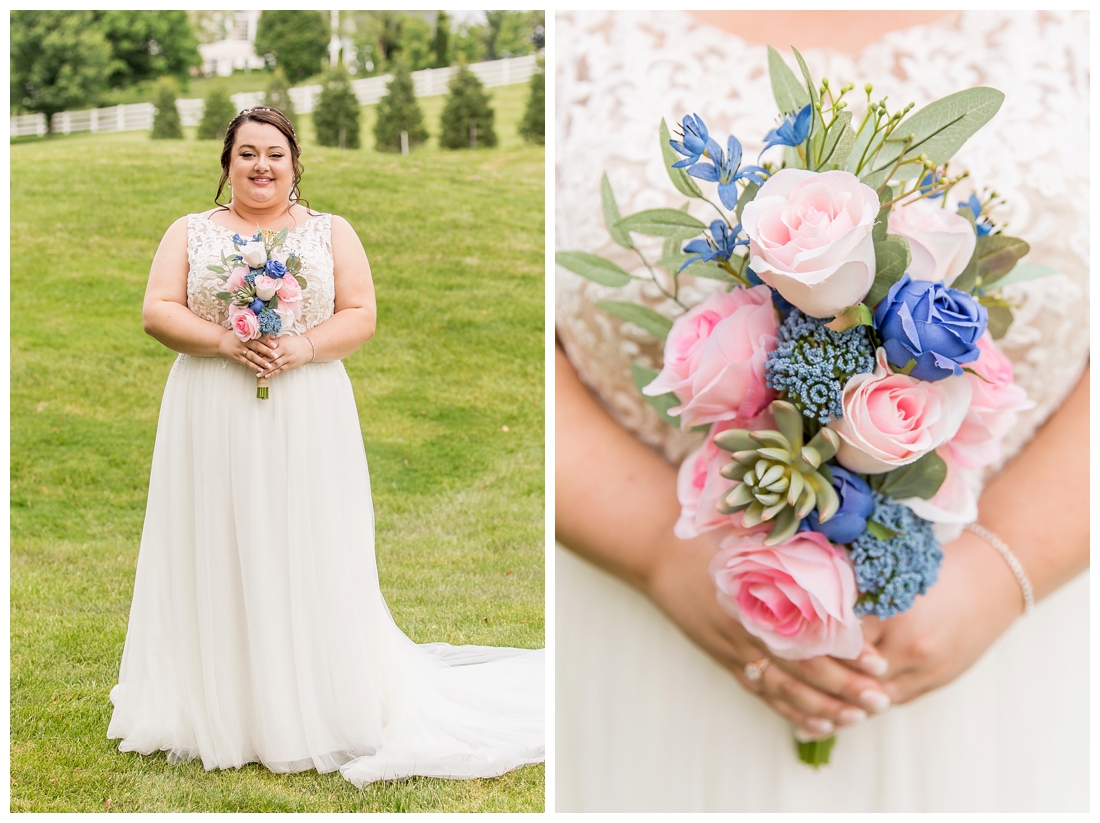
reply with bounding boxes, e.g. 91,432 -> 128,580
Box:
11,54 -> 539,138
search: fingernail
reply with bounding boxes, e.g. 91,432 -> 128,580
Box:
838,707 -> 868,725
794,727 -> 828,743
859,689 -> 891,713
803,717 -> 834,735
860,655 -> 889,676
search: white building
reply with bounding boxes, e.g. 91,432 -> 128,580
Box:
196,11 -> 265,77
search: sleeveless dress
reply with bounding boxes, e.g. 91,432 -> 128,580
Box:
555,11 -> 1089,812
107,212 -> 544,786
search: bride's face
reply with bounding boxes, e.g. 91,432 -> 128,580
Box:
227,121 -> 295,209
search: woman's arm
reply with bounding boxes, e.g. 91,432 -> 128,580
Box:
556,345 -> 895,735
142,217 -> 276,374
865,367 -> 1090,704
260,215 -> 377,377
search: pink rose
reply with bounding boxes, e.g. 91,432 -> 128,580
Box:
229,306 -> 260,341
710,530 -> 862,660
253,274 -> 279,301
947,333 -> 1034,468
896,446 -> 978,524
887,198 -> 976,287
675,415 -> 775,540
829,348 -> 972,474
741,169 -> 879,318
225,266 -> 248,293
642,286 -> 778,430
277,275 -> 303,319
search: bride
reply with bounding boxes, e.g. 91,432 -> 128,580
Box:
555,11 -> 1088,812
107,106 -> 544,788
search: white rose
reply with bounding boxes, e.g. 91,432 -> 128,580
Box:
887,198 -> 976,286
253,274 -> 279,301
240,240 -> 268,268
274,307 -> 297,335
742,169 -> 879,318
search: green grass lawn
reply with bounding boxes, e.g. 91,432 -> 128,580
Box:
9,84 -> 545,813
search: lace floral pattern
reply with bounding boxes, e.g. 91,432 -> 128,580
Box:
186,212 -> 336,336
556,10 -> 1090,478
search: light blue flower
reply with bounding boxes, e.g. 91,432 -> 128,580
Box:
680,220 -> 748,270
917,171 -> 945,199
669,114 -> 711,168
761,104 -> 812,155
686,135 -> 768,209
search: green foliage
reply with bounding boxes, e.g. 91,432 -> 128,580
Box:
439,66 -> 497,149
254,10 -> 330,82
864,236 -> 912,307
197,85 -> 237,141
450,21 -> 487,65
373,62 -> 428,152
263,68 -> 297,133
595,301 -> 673,340
767,45 -> 810,115
518,64 -> 544,145
554,252 -> 631,287
11,126 -> 544,812
313,69 -> 361,149
9,10 -> 113,132
433,11 -> 451,68
485,11 -> 543,59
94,10 -> 200,88
870,450 -> 948,500
397,14 -> 435,71
150,77 -> 183,140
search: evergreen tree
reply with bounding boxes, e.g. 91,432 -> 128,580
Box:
263,68 -> 297,133
439,66 -> 497,150
313,69 -> 361,149
433,11 -> 450,68
197,85 -> 237,141
150,77 -> 184,139
94,10 -> 200,88
254,11 -> 329,82
374,63 -> 429,152
518,63 -> 544,146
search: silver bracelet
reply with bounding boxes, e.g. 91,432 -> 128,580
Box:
303,335 -> 316,362
964,522 -> 1035,615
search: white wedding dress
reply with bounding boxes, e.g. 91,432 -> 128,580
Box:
556,11 -> 1088,812
108,212 -> 544,786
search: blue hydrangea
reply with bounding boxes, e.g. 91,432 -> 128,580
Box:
848,493 -> 942,619
258,309 -> 282,336
245,270 -> 258,287
764,309 -> 876,423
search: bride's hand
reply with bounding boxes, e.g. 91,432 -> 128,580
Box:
258,334 -> 315,378
647,536 -> 895,738
218,329 -> 277,375
860,528 -> 1023,706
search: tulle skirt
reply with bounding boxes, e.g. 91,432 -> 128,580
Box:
108,355 -> 543,784
555,545 -> 1088,812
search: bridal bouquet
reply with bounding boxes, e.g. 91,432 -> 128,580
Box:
209,227 -> 307,399
558,46 -> 1044,765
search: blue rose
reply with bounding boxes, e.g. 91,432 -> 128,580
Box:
248,298 -> 264,314
265,259 -> 287,278
803,466 -> 875,545
873,273 -> 987,382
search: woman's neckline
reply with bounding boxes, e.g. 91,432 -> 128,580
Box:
684,10 -> 962,61
199,209 -> 325,237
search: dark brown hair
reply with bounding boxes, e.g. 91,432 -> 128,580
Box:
214,107 -> 309,211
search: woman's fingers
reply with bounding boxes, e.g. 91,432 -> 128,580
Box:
756,661 -> 864,724
774,655 -> 892,715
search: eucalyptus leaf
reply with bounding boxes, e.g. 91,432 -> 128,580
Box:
824,303 -> 874,332
736,181 -> 761,221
615,209 -> 706,238
294,274 -> 307,290
865,519 -> 901,540
790,47 -> 823,151
974,234 -> 1030,285
665,257 -> 736,281
816,111 -> 854,170
596,300 -> 674,340
555,251 -> 632,287
215,291 -> 232,301
872,450 -> 947,500
985,303 -> 1014,339
630,364 -> 681,428
274,227 -> 289,245
871,186 -> 893,243
207,264 -> 227,274
992,263 -> 1059,289
659,118 -> 704,199
767,45 -> 809,114
864,236 -> 911,307
861,87 -> 1005,189
601,172 -> 635,250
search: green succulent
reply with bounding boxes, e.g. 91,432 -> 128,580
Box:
713,400 -> 841,546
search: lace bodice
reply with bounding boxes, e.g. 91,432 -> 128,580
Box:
556,11 -> 1090,475
186,211 -> 336,336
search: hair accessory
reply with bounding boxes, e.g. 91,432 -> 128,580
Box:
964,522 -> 1035,614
